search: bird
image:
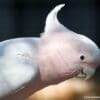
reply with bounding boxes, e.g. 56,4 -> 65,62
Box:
0,4 -> 100,100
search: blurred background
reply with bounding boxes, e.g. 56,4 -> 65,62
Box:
0,0 -> 100,100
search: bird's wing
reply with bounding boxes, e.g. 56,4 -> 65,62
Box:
0,38 -> 39,98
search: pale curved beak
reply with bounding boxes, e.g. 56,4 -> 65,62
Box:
76,67 -> 96,80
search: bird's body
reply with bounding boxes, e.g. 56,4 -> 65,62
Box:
0,4 -> 100,100
0,38 -> 40,98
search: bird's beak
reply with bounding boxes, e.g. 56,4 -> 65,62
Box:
76,68 -> 86,79
76,67 -> 96,80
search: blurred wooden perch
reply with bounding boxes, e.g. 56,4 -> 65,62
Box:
27,78 -> 99,100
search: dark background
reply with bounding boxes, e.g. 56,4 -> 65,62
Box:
0,0 -> 99,81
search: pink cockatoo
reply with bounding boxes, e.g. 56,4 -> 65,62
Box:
0,4 -> 100,100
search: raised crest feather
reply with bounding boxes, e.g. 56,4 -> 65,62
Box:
44,4 -> 71,34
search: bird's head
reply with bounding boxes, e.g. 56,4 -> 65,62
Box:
35,4 -> 100,84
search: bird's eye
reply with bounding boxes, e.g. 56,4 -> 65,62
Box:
80,55 -> 85,61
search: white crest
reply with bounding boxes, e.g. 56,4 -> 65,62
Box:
44,4 -> 71,34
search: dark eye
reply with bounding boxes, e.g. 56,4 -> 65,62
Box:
80,55 -> 85,61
